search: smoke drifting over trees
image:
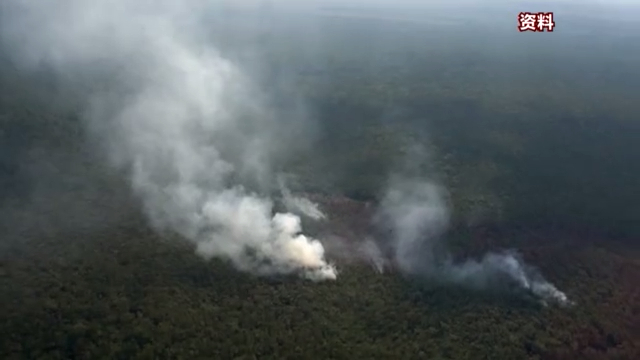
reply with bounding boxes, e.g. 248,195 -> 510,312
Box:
373,151 -> 569,305
4,1 -> 640,358
0,0 -> 576,303
1,0 -> 336,280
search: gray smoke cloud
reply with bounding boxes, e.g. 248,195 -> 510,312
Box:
1,0 -> 336,280
360,238 -> 386,274
375,170 -> 571,306
278,177 -> 327,221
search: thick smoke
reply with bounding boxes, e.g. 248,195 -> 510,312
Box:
1,0 -> 336,280
375,173 -> 571,306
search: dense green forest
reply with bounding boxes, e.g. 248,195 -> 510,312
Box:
1,3 -> 640,359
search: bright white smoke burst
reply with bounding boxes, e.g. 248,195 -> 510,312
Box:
1,0 -> 336,280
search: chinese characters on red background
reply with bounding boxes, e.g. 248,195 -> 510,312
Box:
518,12 -> 555,32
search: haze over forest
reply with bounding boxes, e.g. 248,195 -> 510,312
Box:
1,0 -> 639,359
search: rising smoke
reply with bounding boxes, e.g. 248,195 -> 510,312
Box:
1,0 -> 336,280
374,167 -> 572,306
2,0 -> 571,303
278,177 -> 327,221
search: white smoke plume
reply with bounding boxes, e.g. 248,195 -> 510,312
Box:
278,178 -> 327,221
1,0 -> 336,280
376,169 -> 572,306
360,238 -> 386,274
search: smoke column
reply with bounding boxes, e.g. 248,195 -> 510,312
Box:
278,177 -> 327,221
376,158 -> 571,306
360,238 -> 386,274
1,0 -> 336,280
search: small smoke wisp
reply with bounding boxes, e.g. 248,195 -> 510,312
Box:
360,238 -> 386,274
376,175 -> 571,306
278,178 -> 327,221
2,0 -> 336,280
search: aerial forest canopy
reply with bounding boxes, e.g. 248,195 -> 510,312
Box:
1,1 -> 639,359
